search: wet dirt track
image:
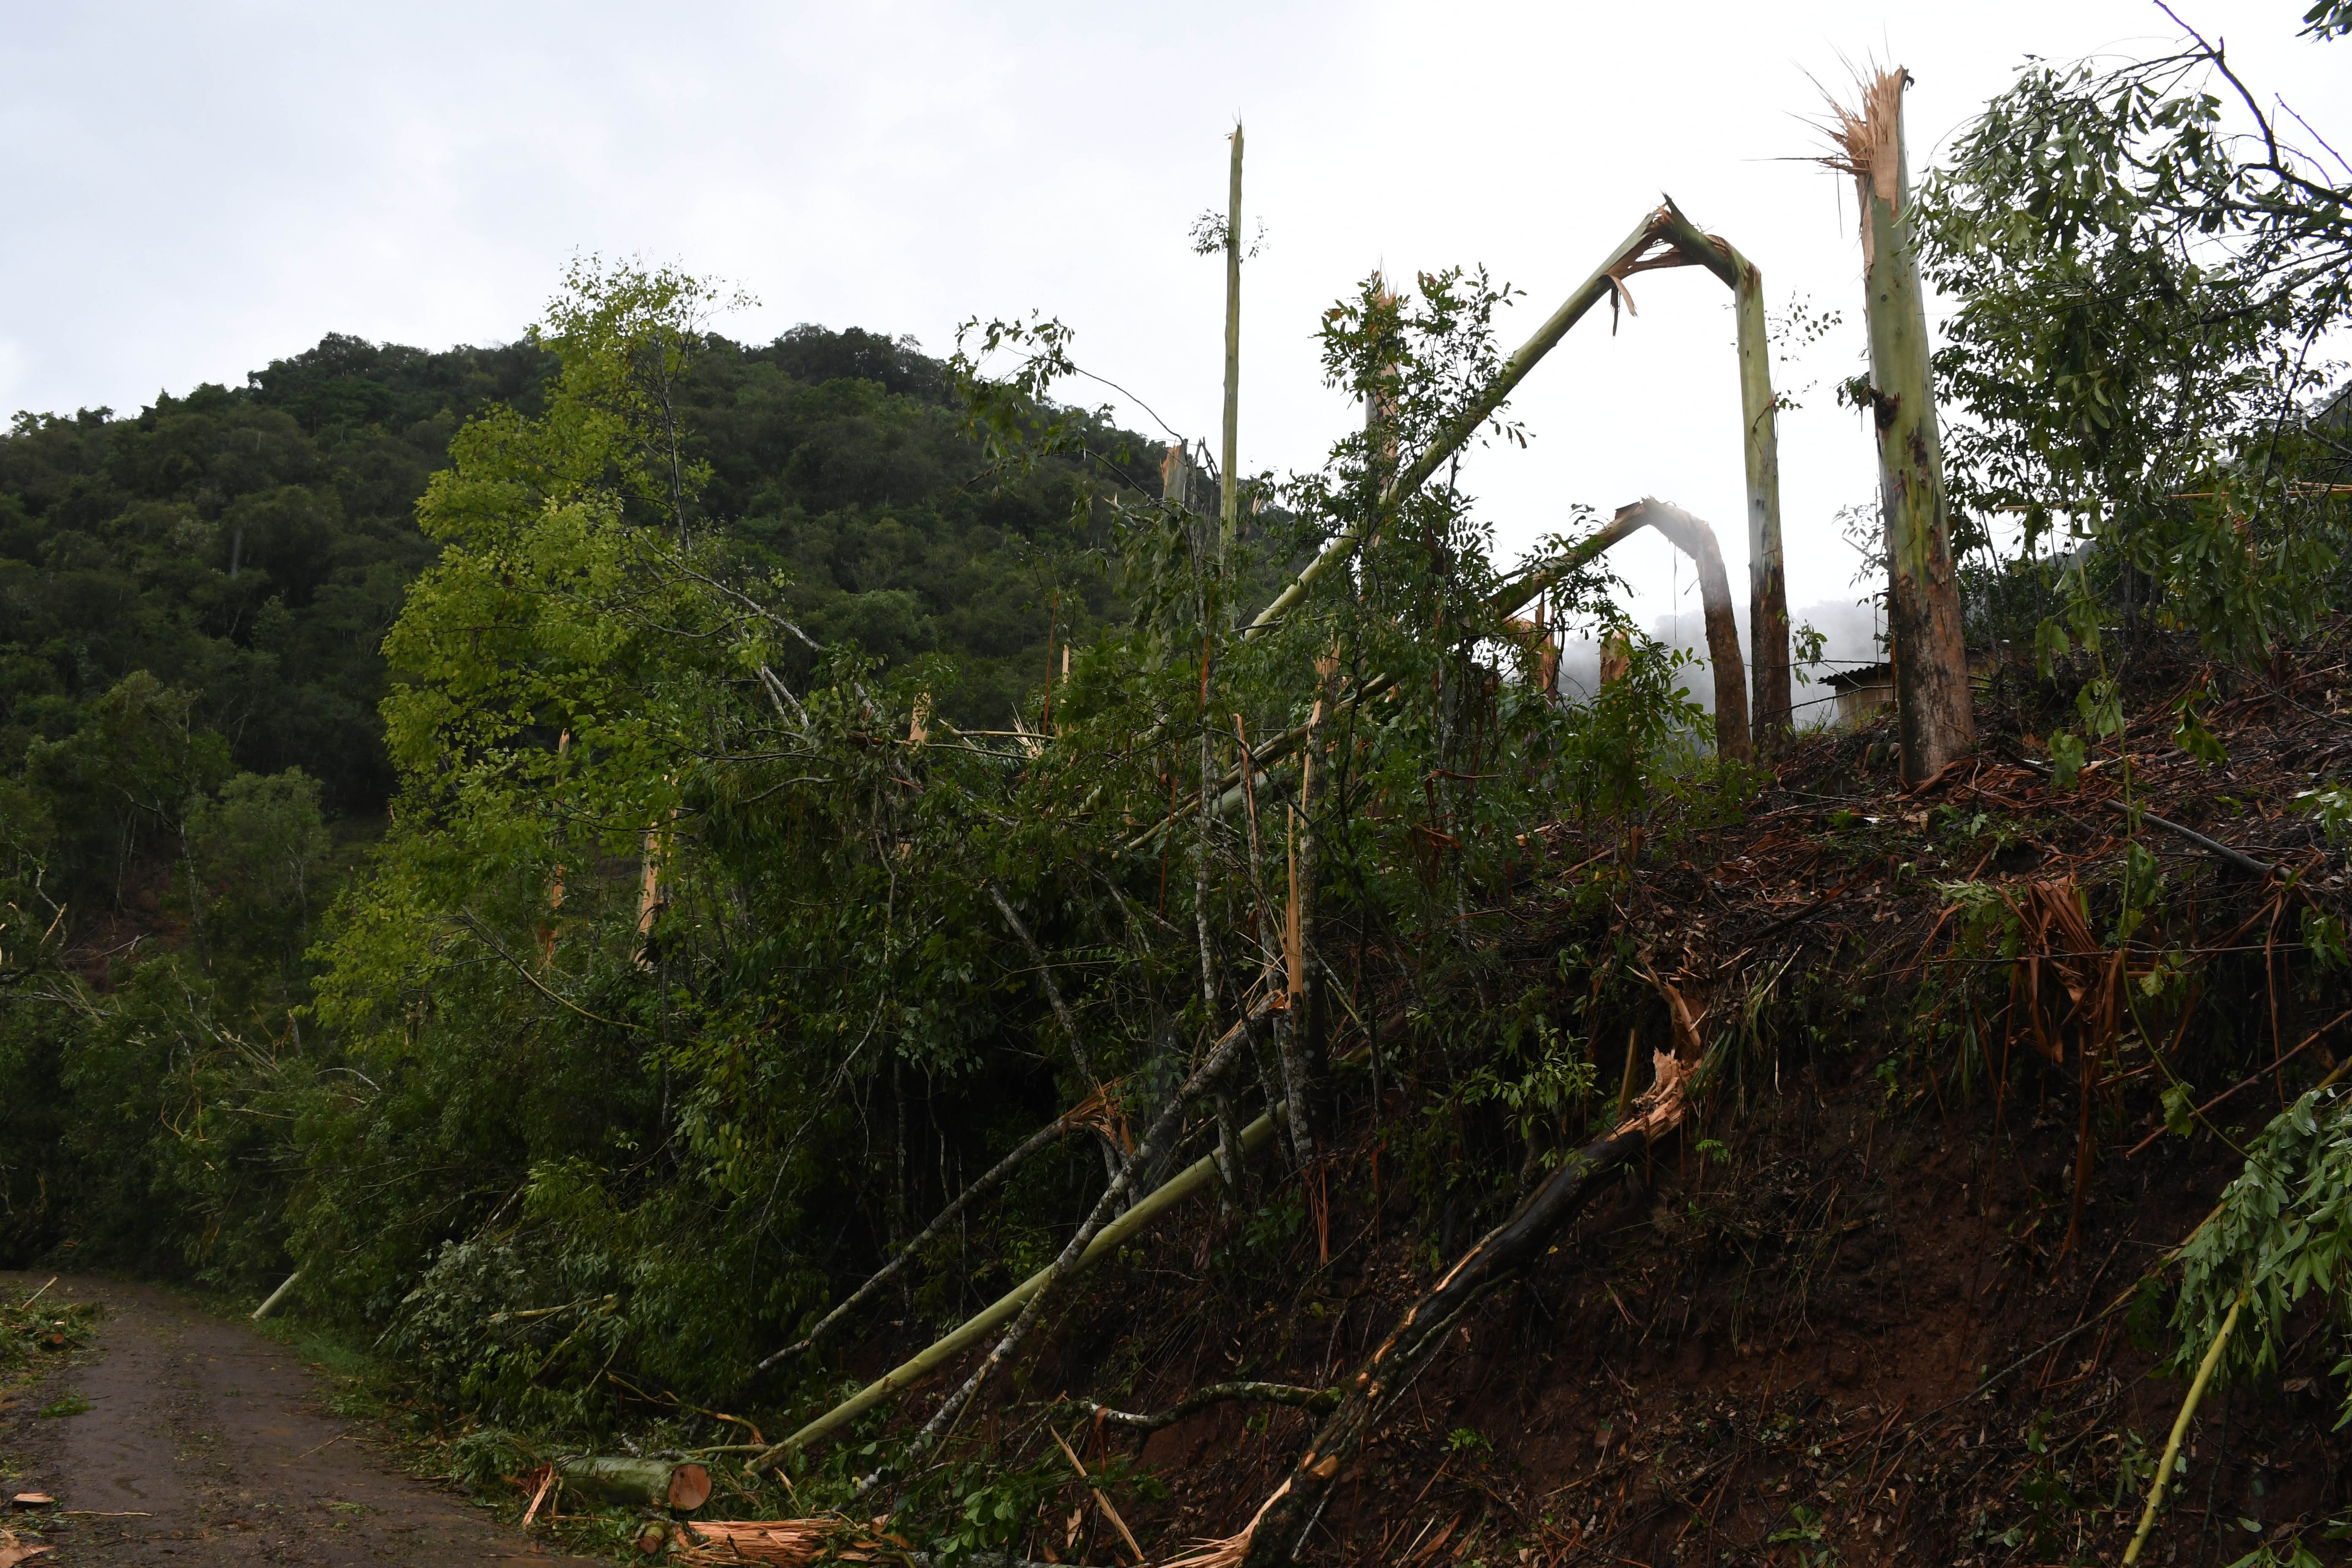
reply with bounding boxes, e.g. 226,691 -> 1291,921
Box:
0,1275 -> 598,1566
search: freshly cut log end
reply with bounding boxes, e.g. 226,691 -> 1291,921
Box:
557,1456 -> 711,1514
666,1464 -> 713,1512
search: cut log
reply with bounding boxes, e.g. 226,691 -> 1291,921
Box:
557,1456 -> 711,1514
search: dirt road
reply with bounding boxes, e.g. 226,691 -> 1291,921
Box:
0,1274 -> 597,1566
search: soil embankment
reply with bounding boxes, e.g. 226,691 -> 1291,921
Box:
0,1274 -> 591,1566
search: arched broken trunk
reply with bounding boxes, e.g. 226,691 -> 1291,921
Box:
1246,200 -> 1790,745
1614,498 -> 1750,762
1521,497 -> 1750,761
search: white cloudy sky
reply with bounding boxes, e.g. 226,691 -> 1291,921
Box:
2,1 -> 2341,667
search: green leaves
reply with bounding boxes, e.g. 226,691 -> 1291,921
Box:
2048,729 -> 2088,791
1919,32 -> 2350,668
2163,1083 -> 2197,1138
2172,689 -> 2228,767
2171,1086 -> 2352,1415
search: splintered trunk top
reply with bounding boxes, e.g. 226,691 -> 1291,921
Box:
1834,67 -> 1974,782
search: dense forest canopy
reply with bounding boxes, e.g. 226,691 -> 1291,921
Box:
3,14 -> 2352,1568
0,310 -> 1135,1284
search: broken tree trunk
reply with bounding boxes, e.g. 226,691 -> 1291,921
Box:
558,1456 -> 711,1513
749,1098 -> 1104,1377
1245,207 -> 1677,639
1612,499 -> 1750,762
1648,203 -> 1790,749
1277,645 -> 1339,1170
1230,1040 -> 1703,1567
1133,494 -> 1757,856
1831,68 -> 1974,784
1086,1380 -> 1339,1432
250,1269 -> 301,1321
985,883 -> 1126,1183
1731,253 -> 1788,748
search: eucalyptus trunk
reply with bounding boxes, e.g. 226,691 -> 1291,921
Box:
1650,202 -> 1789,746
1614,499 -> 1749,760
1220,122 -> 1243,569
1733,264 -> 1789,743
1836,68 -> 1974,781
1278,648 -> 1337,1168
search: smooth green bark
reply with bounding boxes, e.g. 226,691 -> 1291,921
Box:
1844,70 -> 1974,780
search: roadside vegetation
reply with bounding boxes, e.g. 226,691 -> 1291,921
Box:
3,11 -> 2352,1565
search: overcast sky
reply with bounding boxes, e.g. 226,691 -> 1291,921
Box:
2,1 -> 2341,666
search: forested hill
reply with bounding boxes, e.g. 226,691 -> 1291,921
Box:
0,334 -> 550,815
0,324 -> 1115,936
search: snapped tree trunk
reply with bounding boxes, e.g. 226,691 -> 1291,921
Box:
558,1456 -> 711,1514
1246,207 -> 1677,639
1833,68 -> 1974,782
1140,493 -> 1757,854
1604,500 -> 1750,761
1647,202 -> 1789,748
752,1000 -> 1281,1473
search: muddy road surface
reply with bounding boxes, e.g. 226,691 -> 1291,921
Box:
0,1274 -> 597,1566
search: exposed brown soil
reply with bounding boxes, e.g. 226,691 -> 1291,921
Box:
0,1275 -> 596,1567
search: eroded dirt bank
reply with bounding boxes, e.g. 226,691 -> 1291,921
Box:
0,1274 -> 592,1566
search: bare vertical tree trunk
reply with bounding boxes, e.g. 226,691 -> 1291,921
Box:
1220,123 -> 1244,570
1195,623 -> 1221,1027
1732,263 -> 1790,746
1833,68 -> 1973,781
1277,648 -> 1337,1169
